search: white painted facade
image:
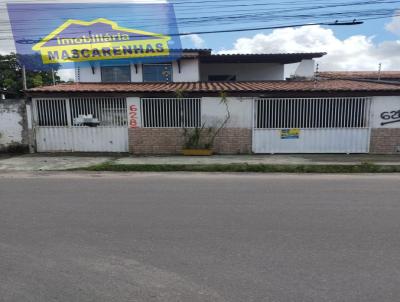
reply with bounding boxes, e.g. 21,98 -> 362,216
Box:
200,63 -> 284,81
284,59 -> 316,79
370,96 -> 400,128
173,58 -> 200,82
75,58 -> 201,82
28,95 -> 400,153
74,59 -> 305,83
126,96 -> 400,132
127,97 -> 142,128
0,100 -> 24,150
201,97 -> 253,128
75,63 -> 102,82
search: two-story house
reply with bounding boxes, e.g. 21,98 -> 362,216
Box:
75,49 -> 319,83
26,49 -> 400,155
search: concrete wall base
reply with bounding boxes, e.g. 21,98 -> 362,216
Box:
129,128 -> 252,155
370,128 -> 400,154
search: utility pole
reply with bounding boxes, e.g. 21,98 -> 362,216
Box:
51,68 -> 56,85
378,63 -> 382,81
22,65 -> 27,90
314,63 -> 319,88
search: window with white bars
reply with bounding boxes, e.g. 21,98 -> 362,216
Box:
35,99 -> 68,126
255,98 -> 370,129
34,98 -> 127,127
141,98 -> 202,128
70,97 -> 127,127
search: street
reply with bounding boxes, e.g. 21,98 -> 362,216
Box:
1,172 -> 400,302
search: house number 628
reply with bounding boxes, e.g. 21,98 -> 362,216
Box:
129,105 -> 138,128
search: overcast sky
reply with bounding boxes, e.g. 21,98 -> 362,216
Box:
1,0 -> 399,80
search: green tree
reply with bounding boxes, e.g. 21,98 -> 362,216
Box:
0,53 -> 61,98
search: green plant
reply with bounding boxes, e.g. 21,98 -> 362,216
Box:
174,89 -> 186,99
182,91 -> 231,150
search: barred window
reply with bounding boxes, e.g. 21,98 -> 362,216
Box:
35,99 -> 68,126
34,98 -> 127,127
141,98 -> 201,128
70,97 -> 127,127
255,98 -> 370,129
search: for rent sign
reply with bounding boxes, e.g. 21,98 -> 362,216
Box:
6,3 -> 181,70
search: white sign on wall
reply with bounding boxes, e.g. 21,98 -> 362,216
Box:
371,96 -> 400,128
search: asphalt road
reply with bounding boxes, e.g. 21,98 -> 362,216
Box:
1,172 -> 400,302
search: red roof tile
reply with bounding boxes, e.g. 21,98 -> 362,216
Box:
26,80 -> 400,94
320,71 -> 400,80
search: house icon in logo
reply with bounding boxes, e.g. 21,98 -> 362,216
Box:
33,18 -> 171,64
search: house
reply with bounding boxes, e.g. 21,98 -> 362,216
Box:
25,49 -> 400,154
320,71 -> 400,83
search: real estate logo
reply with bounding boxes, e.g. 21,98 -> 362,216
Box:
7,3 -> 181,70
32,18 -> 171,64
281,128 -> 301,139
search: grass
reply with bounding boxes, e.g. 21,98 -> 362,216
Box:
78,162 -> 400,173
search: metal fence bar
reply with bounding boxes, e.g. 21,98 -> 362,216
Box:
141,98 -> 202,128
255,97 -> 370,129
34,99 -> 69,127
36,97 -> 127,128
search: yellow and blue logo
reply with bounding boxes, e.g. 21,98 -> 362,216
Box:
32,18 -> 171,64
281,129 -> 301,139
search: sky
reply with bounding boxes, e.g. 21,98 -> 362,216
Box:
0,0 -> 400,80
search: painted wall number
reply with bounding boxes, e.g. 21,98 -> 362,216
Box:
381,110 -> 400,126
129,104 -> 138,128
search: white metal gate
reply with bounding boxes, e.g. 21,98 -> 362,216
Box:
33,97 -> 128,152
253,97 -> 371,154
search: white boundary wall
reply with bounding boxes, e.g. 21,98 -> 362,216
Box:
201,97 -> 253,128
370,96 -> 400,129
0,99 -> 26,151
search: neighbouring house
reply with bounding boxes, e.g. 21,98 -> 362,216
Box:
24,49 -> 400,154
320,71 -> 400,83
0,99 -> 30,153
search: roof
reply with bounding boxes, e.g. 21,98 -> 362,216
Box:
27,79 -> 400,95
320,71 -> 400,80
199,52 -> 326,64
171,50 -> 326,63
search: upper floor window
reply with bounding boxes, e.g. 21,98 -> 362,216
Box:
143,64 -> 172,82
101,66 -> 131,83
208,75 -> 237,82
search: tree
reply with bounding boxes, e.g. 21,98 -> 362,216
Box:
0,53 -> 61,98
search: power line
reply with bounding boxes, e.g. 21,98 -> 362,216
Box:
0,1 -> 397,42
2,0 -> 398,26
176,20 -> 364,36
0,7 -> 396,34
0,19 -> 364,45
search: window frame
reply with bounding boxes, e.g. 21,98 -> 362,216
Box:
142,63 -> 173,83
101,65 -> 131,83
